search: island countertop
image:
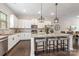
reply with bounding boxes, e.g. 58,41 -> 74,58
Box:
31,33 -> 70,38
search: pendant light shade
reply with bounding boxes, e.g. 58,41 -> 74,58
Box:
54,3 -> 59,23
54,17 -> 59,23
38,3 -> 45,22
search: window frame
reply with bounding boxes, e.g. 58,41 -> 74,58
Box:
0,11 -> 7,28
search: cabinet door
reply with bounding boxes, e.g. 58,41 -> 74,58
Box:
24,20 -> 31,28
27,33 -> 31,39
8,34 -> 20,50
9,15 -> 18,28
22,33 -> 25,40
8,36 -> 14,50
18,20 -> 24,28
24,33 -> 31,40
19,33 -> 24,40
18,20 -> 31,28
14,16 -> 18,28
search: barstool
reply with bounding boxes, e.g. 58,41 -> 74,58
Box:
57,36 -> 69,51
34,37 -> 46,55
47,37 -> 57,53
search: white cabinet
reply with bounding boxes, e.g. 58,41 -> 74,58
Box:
20,33 -> 31,40
37,20 -> 51,28
9,14 -> 18,28
8,34 -> 20,50
25,33 -> 31,39
8,35 -> 14,50
18,20 -> 24,28
38,23 -> 45,28
18,20 -> 31,28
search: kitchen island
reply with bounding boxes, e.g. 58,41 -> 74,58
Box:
30,33 -> 73,56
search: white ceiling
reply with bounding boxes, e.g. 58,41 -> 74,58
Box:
5,3 -> 79,19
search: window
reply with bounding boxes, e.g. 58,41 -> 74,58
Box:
0,11 -> 7,28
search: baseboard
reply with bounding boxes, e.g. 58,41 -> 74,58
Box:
3,40 -> 21,56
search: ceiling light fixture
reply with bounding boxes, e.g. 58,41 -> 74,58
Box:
77,15 -> 79,18
38,3 -> 45,23
51,12 -> 55,16
38,11 -> 41,14
23,9 -> 26,12
54,3 -> 59,23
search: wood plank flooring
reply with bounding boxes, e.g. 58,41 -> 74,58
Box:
5,40 -> 79,56
6,40 -> 30,56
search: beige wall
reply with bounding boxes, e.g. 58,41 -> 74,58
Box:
60,17 -> 79,31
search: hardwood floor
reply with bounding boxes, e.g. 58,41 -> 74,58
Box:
5,40 -> 79,56
6,40 -> 30,56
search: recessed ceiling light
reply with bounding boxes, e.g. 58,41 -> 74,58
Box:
50,12 -> 55,16
23,9 -> 26,12
77,15 -> 79,17
38,11 -> 41,14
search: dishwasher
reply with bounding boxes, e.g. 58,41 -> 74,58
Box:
0,37 -> 8,56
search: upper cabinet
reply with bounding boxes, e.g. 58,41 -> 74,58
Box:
9,14 -> 18,28
38,20 -> 51,28
0,11 -> 7,29
18,19 -> 32,28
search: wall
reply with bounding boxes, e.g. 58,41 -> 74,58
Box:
60,17 -> 79,31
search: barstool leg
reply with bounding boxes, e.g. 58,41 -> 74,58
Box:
53,40 -> 55,51
35,42 -> 38,55
57,40 -> 59,51
63,40 -> 65,51
49,41 -> 50,53
61,40 -> 63,50
67,39 -> 69,51
43,42 -> 44,53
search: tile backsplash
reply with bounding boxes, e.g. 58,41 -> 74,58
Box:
0,29 -> 15,34
14,28 -> 31,33
0,28 -> 31,34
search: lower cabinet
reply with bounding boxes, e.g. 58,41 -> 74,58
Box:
8,34 -> 20,51
8,33 -> 31,51
20,33 -> 31,40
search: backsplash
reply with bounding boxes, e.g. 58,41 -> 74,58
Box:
0,28 -> 31,35
0,29 -> 15,34
14,28 -> 31,33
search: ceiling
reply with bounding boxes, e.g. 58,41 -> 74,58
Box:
5,3 -> 79,19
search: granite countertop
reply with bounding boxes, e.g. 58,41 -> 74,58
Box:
0,36 -> 8,40
31,33 -> 70,38
0,32 -> 20,36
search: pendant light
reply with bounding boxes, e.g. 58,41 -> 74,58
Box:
38,3 -> 45,23
54,3 -> 59,23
